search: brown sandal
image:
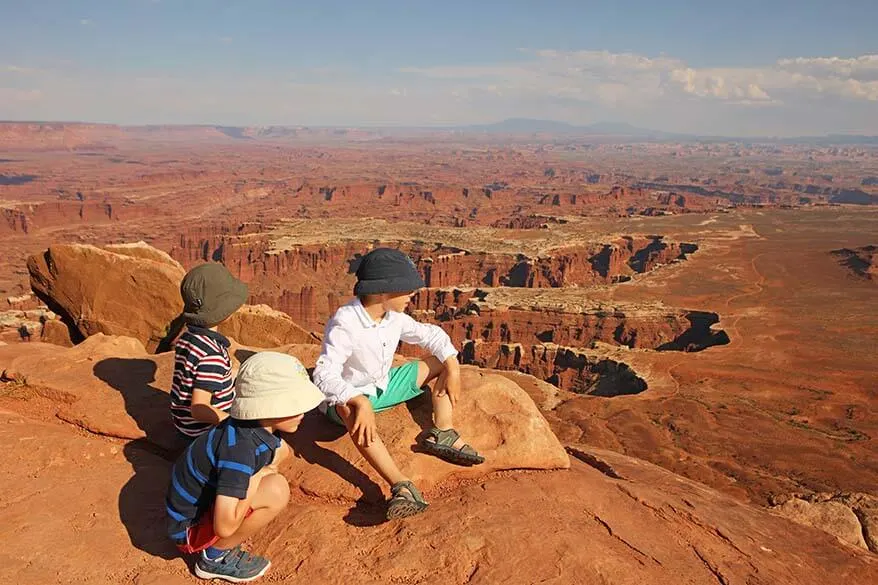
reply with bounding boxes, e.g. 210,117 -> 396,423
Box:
420,428 -> 485,466
386,481 -> 428,520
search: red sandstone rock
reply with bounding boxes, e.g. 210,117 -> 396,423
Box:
771,492 -> 878,553
167,231 -> 699,332
103,241 -> 185,268
0,122 -> 124,150
26,243 -> 317,351
27,244 -> 185,351
5,292 -> 40,311
39,317 -> 74,347
0,335 -> 570,493
218,304 -> 318,347
773,498 -> 868,550
0,406 -> 873,585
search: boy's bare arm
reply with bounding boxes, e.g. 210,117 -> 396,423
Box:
263,440 -> 291,472
190,389 -> 229,425
435,355 -> 461,407
347,394 -> 377,447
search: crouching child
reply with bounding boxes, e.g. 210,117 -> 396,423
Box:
165,352 -> 323,582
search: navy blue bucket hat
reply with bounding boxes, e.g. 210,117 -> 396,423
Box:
353,248 -> 425,295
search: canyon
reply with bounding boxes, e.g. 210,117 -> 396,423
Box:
832,245 -> 877,281
0,123 -> 876,584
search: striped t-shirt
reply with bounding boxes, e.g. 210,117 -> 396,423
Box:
171,325 -> 235,437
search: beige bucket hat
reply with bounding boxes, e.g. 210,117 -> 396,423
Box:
231,352 -> 324,420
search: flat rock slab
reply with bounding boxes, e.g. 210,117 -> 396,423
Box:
0,334 -> 569,498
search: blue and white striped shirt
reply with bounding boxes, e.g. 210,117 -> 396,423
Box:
166,418 -> 281,541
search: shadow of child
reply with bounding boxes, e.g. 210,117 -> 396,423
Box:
118,439 -> 181,561
94,358 -> 188,560
283,411 -> 389,527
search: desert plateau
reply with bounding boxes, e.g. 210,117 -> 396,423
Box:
0,119 -> 875,584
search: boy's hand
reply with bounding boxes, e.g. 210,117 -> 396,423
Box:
348,395 -> 377,448
438,356 -> 461,408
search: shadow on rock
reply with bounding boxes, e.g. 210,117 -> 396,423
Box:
234,348 -> 257,364
93,357 -> 185,454
405,392 -> 437,452
342,499 -> 389,527
118,438 -> 180,560
283,411 -> 388,527
95,358 -> 187,560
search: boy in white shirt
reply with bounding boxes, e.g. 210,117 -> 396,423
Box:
313,248 -> 484,520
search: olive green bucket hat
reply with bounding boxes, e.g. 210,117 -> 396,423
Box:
180,263 -> 248,328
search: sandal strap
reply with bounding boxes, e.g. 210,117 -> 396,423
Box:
428,427 -> 461,448
390,480 -> 426,504
458,443 -> 478,456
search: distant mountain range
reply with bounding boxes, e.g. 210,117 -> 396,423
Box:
2,118 -> 877,145
452,118 -> 878,144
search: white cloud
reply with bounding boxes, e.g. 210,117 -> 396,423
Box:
776,55 -> 878,82
80,19 -> 92,26
402,50 -> 878,107
401,49 -> 779,107
2,50 -> 877,135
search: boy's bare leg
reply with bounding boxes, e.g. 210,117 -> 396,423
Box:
429,368 -> 455,430
424,358 -> 475,451
335,403 -> 407,487
212,472 -> 289,550
416,356 -> 457,429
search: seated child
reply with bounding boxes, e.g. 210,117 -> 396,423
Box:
313,248 -> 484,521
166,352 -> 323,582
171,262 -> 248,439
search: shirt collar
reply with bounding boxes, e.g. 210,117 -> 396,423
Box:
352,297 -> 392,329
230,419 -> 281,449
187,325 -> 231,348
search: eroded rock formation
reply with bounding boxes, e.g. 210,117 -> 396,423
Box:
832,245 -> 877,281
26,242 -> 319,351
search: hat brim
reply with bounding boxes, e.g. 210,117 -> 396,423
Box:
230,379 -> 324,420
353,274 -> 426,296
183,279 -> 249,327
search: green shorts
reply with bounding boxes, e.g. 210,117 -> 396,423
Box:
326,360 -> 424,426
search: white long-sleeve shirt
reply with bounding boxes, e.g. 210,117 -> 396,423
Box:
312,298 -> 458,406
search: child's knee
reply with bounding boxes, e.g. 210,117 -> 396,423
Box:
259,473 -> 291,510
335,404 -> 355,427
419,357 -> 443,384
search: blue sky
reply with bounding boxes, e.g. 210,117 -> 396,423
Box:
1,0 -> 877,135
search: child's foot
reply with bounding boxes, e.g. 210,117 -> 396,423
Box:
386,480 -> 428,520
420,427 -> 485,466
194,546 -> 271,582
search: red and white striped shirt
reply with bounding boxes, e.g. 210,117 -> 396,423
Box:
170,325 -> 234,437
